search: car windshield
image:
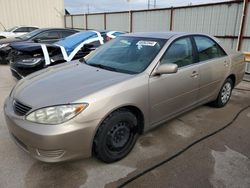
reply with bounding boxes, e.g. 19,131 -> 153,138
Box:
5,26 -> 18,32
85,36 -> 166,74
16,29 -> 43,40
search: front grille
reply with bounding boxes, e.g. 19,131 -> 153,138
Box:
13,100 -> 32,116
8,50 -> 22,61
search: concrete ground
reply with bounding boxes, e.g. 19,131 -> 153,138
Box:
0,64 -> 250,188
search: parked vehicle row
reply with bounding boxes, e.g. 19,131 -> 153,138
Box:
0,26 -> 39,39
4,32 -> 246,163
8,30 -> 125,79
0,28 -> 78,64
0,26 -> 126,79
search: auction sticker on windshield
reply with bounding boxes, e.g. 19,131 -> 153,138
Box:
136,41 -> 157,46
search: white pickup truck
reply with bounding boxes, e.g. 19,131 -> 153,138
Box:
0,26 -> 38,39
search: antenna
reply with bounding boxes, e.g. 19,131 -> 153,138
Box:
0,22 -> 6,31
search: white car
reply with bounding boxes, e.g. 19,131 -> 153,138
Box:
0,26 -> 38,39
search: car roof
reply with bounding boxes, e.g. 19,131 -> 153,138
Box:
33,28 -> 77,32
123,32 -> 189,39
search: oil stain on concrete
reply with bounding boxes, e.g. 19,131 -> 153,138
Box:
169,119 -> 196,138
210,146 -> 250,188
25,159 -> 136,188
25,161 -> 88,188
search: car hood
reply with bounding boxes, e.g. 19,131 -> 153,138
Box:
0,37 -> 21,44
0,32 -> 14,37
10,42 -> 55,52
13,61 -> 133,108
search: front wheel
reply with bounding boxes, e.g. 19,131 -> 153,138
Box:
210,78 -> 233,108
0,36 -> 6,39
93,109 -> 139,163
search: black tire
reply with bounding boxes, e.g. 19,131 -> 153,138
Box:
93,109 -> 139,163
210,78 -> 233,108
0,36 -> 6,39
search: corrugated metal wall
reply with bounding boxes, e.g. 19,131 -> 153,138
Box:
66,1 -> 250,51
242,3 -> 250,51
0,0 -> 64,31
172,3 -> 243,50
132,10 -> 171,32
173,4 -> 242,35
72,15 -> 85,29
106,13 -> 129,31
87,14 -> 104,30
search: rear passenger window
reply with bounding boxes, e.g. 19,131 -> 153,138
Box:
61,31 -> 76,38
28,27 -> 38,32
14,27 -> 30,32
194,36 -> 226,62
161,37 -> 194,68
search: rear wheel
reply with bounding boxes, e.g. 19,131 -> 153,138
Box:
93,109 -> 139,163
0,36 -> 6,39
210,78 -> 233,108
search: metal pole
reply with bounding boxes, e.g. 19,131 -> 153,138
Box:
148,0 -> 150,9
129,10 -> 133,32
237,0 -> 249,51
170,7 -> 174,31
154,0 -> 156,8
85,14 -> 88,30
104,13 -> 107,30
71,15 -> 74,29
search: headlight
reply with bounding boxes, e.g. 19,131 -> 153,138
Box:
17,58 -> 42,66
0,43 -> 9,48
26,104 -> 88,125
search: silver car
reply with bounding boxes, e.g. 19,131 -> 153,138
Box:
4,32 -> 246,163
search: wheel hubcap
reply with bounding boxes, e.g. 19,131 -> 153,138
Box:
221,82 -> 231,104
107,122 -> 131,151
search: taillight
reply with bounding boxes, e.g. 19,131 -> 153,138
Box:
106,36 -> 112,41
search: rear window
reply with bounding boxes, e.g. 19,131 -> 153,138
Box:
194,36 -> 226,62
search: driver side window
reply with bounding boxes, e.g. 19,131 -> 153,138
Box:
161,37 -> 194,68
34,31 -> 59,40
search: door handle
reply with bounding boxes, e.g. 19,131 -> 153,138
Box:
190,71 -> 199,78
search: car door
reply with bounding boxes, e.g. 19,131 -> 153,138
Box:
193,35 -> 229,102
149,36 -> 200,125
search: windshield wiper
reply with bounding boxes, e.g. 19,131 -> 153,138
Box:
89,63 -> 119,72
86,63 -> 136,74
79,57 -> 86,64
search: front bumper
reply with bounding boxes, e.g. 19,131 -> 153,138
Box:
10,67 -> 24,80
4,97 -> 100,162
0,48 -> 11,64
9,61 -> 43,80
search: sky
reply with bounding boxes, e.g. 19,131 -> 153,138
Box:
64,0 -> 229,14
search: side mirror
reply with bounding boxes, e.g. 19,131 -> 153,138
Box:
33,38 -> 41,43
153,63 -> 178,75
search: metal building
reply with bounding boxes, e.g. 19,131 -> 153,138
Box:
0,0 -> 65,31
65,0 -> 250,52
